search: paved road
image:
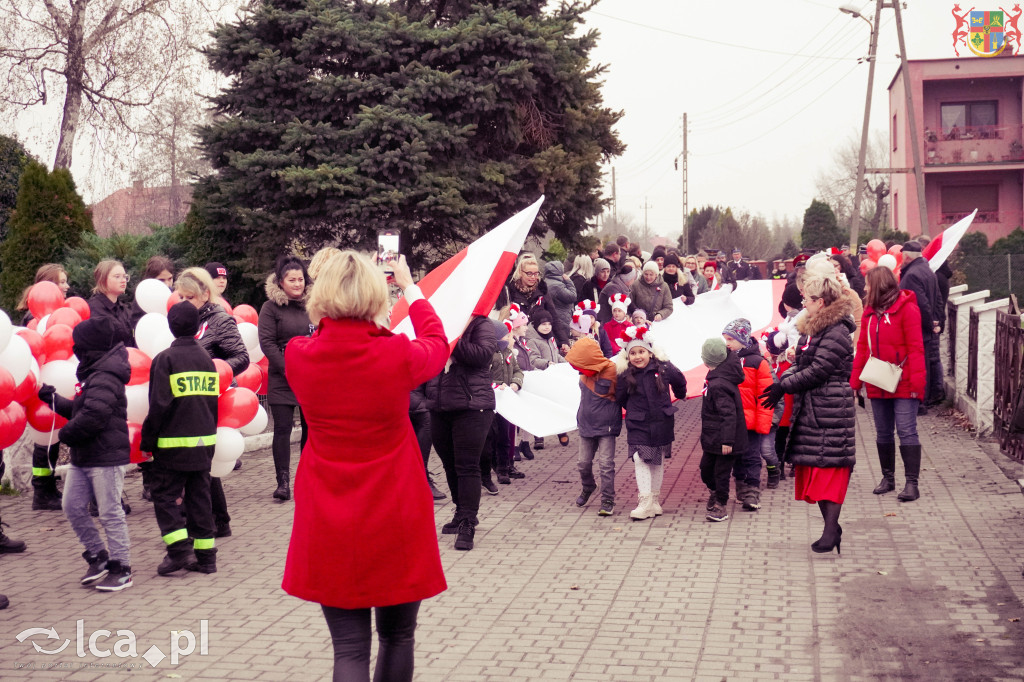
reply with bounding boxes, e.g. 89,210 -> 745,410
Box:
1,400 -> 1023,681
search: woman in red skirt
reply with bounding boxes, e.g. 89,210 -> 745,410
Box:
760,271 -> 856,554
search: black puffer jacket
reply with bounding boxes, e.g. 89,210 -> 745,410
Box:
196,302 -> 249,375
258,274 -> 312,406
51,345 -> 131,468
425,315 -> 497,412
899,256 -> 941,338
781,294 -> 857,468
615,353 -> 687,447
700,351 -> 748,454
88,293 -> 137,348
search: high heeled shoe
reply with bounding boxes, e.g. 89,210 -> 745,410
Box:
811,536 -> 841,554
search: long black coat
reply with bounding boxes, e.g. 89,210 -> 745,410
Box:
258,274 -> 312,406
899,256 -> 941,339
425,315 -> 497,412
88,293 -> 137,349
781,294 -> 857,468
51,345 -> 131,468
616,355 -> 687,447
700,352 -> 748,454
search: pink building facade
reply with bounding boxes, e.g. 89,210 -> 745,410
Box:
889,56 -> 1024,243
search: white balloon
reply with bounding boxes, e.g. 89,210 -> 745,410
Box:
28,357 -> 39,383
25,425 -> 60,447
236,322 -> 265,362
40,359 -> 78,399
877,254 -> 898,271
213,426 -> 244,464
36,313 -> 50,336
135,278 -> 172,315
0,334 -> 33,385
135,313 -> 175,359
0,309 -> 12,355
239,404 -> 268,436
210,457 -> 235,478
126,383 -> 150,423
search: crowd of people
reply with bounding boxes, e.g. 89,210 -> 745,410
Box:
0,232 -> 953,681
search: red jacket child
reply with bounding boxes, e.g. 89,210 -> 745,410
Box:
723,319 -> 773,435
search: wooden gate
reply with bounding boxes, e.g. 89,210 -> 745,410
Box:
994,304 -> 1024,462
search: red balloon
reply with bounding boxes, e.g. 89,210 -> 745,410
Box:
256,356 -> 269,396
217,386 -> 259,429
219,299 -> 233,316
127,422 -> 149,463
16,328 -> 44,360
0,402 -> 27,449
49,306 -> 82,329
27,281 -> 65,320
232,304 -> 259,326
65,296 -> 90,321
26,318 -> 38,331
127,348 -> 152,386
26,396 -> 68,432
213,358 -> 233,395
888,244 -> 903,267
166,291 -> 183,312
866,239 -> 886,262
235,363 -> 263,393
42,323 -> 74,362
13,368 -> 38,405
860,259 -> 878,275
0,366 -> 15,409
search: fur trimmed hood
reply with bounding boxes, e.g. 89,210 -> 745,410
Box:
796,290 -> 855,337
265,273 -> 312,307
612,344 -> 669,375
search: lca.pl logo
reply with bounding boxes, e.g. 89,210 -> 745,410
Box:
953,5 -> 1023,56
14,619 -> 209,669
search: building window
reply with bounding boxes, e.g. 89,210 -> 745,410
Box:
893,191 -> 898,230
892,114 -> 898,151
941,184 -> 998,221
940,101 -> 998,138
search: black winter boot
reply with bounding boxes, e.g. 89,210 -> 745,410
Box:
873,443 -> 897,494
157,540 -> 195,576
32,476 -> 62,510
187,548 -> 218,574
897,445 -> 922,502
273,468 -> 291,501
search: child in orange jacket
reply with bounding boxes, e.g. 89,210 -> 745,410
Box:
722,318 -> 774,511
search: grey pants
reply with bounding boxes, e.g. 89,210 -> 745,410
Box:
578,435 -> 616,502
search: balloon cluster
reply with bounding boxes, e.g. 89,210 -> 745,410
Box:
859,239 -> 903,280
0,280 -> 270,480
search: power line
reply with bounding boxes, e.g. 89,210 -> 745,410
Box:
589,11 -> 861,61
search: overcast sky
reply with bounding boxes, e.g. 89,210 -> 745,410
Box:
583,0 -> 984,239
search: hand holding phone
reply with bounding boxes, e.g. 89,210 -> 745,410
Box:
377,231 -> 400,277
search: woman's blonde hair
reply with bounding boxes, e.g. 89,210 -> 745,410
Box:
175,267 -> 214,305
510,253 -> 540,284
17,263 -> 66,310
92,260 -> 124,296
307,250 -> 389,326
308,247 -> 342,280
567,255 -> 594,280
802,273 -> 843,306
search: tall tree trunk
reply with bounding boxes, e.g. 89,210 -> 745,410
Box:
53,3 -> 87,170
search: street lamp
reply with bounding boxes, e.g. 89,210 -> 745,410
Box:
843,1 -> 881,253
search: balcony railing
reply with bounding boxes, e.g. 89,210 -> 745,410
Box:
924,124 -> 1024,166
938,210 -> 1024,226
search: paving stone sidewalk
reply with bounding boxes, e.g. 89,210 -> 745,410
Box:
1,400 -> 1023,681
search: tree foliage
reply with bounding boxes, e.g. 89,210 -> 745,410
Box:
814,130 -> 890,237
0,134 -> 33,241
0,160 -> 94,312
194,0 -> 623,301
801,199 -> 844,251
681,205 -> 798,259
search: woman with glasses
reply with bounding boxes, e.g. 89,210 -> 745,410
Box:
495,254 -> 549,321
88,260 -> 137,348
759,270 -> 856,555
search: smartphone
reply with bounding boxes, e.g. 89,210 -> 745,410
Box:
377,231 -> 400,276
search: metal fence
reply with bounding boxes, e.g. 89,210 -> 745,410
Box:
967,308 -> 979,400
954,254 -> 1024,303
994,307 -> 1024,462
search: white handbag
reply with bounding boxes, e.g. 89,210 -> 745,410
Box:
858,317 -> 905,393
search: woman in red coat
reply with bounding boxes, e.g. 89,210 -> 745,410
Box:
850,266 -> 927,502
281,251 -> 449,682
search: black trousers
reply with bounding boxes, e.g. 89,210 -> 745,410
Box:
699,451 -> 735,505
430,409 -> 493,524
31,442 -> 59,474
271,404 -> 308,473
321,601 -> 420,682
482,413 -> 514,476
150,464 -> 215,544
408,409 -> 432,470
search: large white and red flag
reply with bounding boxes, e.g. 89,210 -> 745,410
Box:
389,197 -> 544,344
924,209 -> 977,271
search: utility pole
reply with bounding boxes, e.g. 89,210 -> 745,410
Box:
681,113 -> 688,251
848,0 -> 882,252
893,0 -> 930,236
641,197 -> 652,242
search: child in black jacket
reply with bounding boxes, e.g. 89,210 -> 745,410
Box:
699,338 -> 748,522
142,302 -> 220,575
39,316 -> 133,591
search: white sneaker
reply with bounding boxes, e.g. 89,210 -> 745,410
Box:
630,494 -> 655,520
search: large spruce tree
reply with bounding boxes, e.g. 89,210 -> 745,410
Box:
801,199 -> 844,252
195,0 -> 622,294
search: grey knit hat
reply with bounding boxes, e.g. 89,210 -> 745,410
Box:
701,337 -> 728,368
594,258 -> 611,272
722,318 -> 752,346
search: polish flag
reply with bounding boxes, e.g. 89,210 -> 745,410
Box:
389,197 -> 544,345
924,209 -> 976,271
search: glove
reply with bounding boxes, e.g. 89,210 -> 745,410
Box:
759,383 -> 785,409
37,384 -> 57,405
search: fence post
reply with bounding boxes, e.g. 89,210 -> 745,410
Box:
950,290 -> 990,419
974,298 -> 1011,436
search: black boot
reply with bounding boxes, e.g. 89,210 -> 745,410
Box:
872,443 -> 897,494
157,540 -> 195,576
0,522 -> 26,554
273,468 -> 291,501
32,476 -> 62,510
518,441 -> 535,460
187,548 -> 218,574
897,444 -> 921,502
